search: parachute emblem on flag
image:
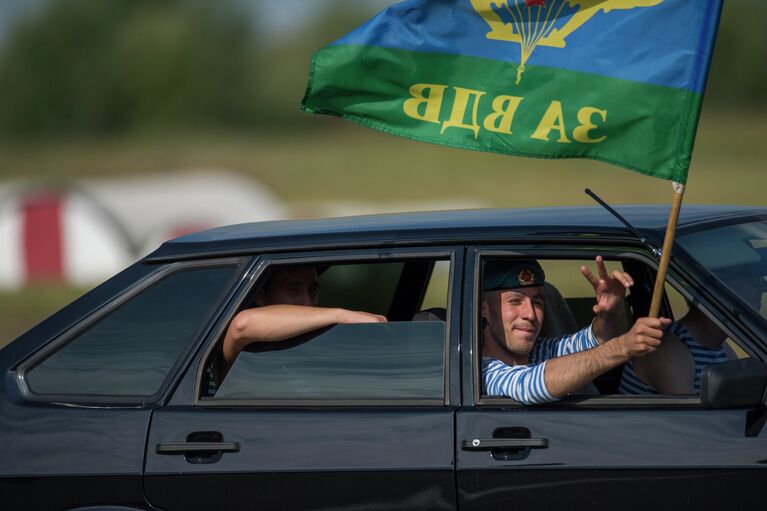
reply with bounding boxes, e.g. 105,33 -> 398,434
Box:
470,0 -> 663,84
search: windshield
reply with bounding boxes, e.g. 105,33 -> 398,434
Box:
677,220 -> 767,320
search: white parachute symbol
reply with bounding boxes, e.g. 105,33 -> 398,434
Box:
503,0 -> 569,84
472,0 -> 665,84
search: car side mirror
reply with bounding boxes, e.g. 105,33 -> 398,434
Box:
700,359 -> 767,409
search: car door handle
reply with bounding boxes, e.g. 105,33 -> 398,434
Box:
461,438 -> 549,450
156,442 -> 241,454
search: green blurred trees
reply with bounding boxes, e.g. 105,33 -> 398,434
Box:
0,0 -> 261,137
253,0 -> 387,128
0,0 -> 763,139
706,0 -> 767,111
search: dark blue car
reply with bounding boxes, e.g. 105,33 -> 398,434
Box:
2,205 -> 767,510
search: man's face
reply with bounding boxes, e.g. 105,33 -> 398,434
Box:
482,286 -> 544,358
259,267 -> 319,307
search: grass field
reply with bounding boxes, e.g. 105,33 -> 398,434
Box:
0,287 -> 86,347
0,111 -> 765,347
2,111 -> 766,207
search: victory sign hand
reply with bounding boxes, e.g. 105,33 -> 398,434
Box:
580,255 -> 634,317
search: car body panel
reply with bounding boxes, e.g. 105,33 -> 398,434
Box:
2,205 -> 767,509
148,206 -> 767,261
455,242 -> 767,508
142,246 -> 466,511
0,258 -> 253,510
0,262 -> 159,510
455,407 -> 767,509
144,408 -> 456,511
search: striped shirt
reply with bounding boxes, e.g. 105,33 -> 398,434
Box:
619,321 -> 728,394
483,325 -> 599,404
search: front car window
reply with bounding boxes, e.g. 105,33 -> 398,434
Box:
678,220 -> 767,320
477,254 -> 751,403
478,257 -> 621,400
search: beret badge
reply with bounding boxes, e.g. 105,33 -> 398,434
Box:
518,268 -> 535,286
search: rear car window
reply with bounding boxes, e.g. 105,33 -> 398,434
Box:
215,321 -> 445,400
208,257 -> 451,401
25,264 -> 239,397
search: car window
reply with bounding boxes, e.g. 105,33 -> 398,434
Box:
678,220 -> 767,320
215,321 -> 445,400
25,263 -> 240,397
207,257 -> 450,401
539,259 -> 626,332
422,260 -> 450,311
665,282 -> 749,360
317,262 -> 404,315
477,255 -> 745,402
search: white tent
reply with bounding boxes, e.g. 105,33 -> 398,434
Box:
0,171 -> 286,289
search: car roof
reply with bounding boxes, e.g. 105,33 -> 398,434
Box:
148,205 -> 767,261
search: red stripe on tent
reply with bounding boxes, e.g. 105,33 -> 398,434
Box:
22,192 -> 63,283
168,223 -> 211,240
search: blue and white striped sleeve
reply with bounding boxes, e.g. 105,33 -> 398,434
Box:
482,358 -> 555,404
483,325 -> 600,404
532,323 -> 599,362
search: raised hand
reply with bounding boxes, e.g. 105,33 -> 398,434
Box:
580,255 -> 634,317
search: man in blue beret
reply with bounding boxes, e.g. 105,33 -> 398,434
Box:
482,257 -> 671,403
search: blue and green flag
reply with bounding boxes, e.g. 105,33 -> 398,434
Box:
301,0 -> 723,183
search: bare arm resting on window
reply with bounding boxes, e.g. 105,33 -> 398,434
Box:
222,305 -> 387,370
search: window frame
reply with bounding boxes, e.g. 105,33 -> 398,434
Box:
674,219 -> 767,332
15,257 -> 252,406
196,246 -> 462,408
468,244 -> 763,410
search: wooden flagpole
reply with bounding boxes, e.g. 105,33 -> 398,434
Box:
649,182 -> 686,318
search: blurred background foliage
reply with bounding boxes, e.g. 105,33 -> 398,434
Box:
0,0 -> 763,139
0,0 -> 260,136
708,0 -> 767,111
0,0 -> 390,138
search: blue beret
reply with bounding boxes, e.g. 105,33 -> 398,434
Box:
483,260 -> 545,291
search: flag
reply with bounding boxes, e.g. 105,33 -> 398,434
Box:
301,0 -> 723,183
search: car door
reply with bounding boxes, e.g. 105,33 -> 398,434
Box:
143,248 -> 463,511
0,258 -> 248,511
455,246 -> 767,510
